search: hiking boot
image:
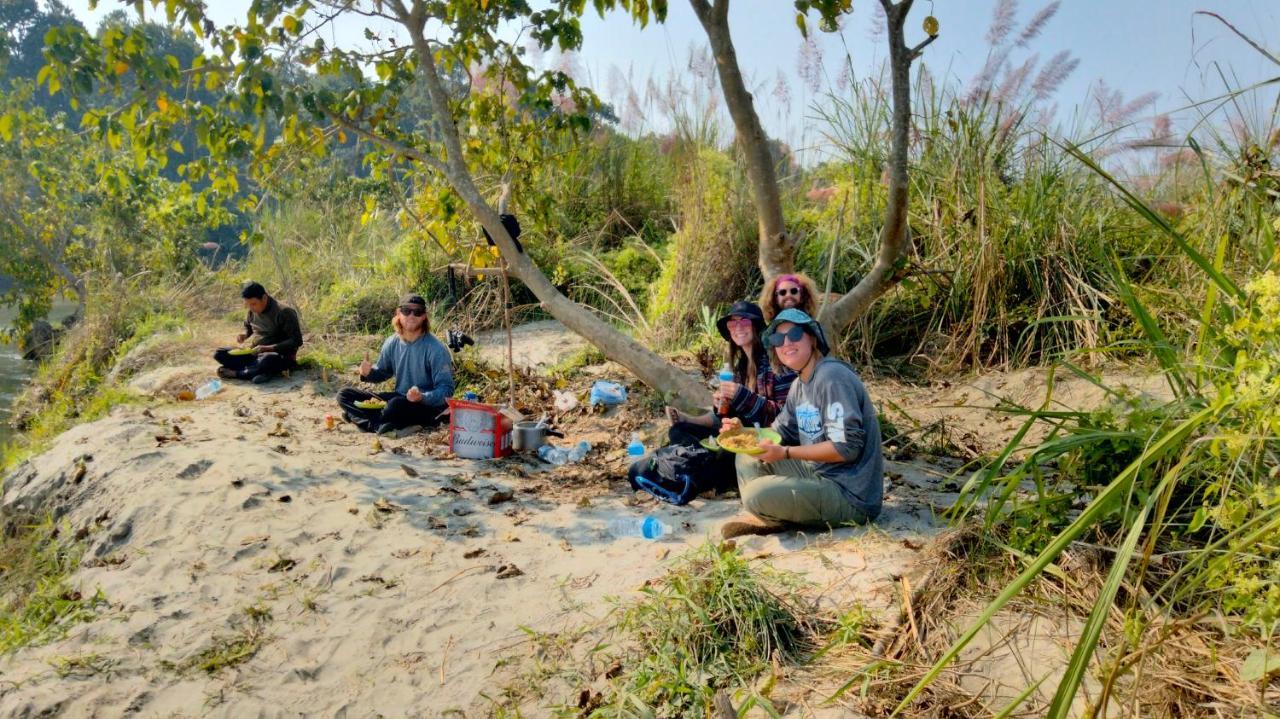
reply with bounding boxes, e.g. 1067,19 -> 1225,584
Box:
251,373 -> 273,385
376,424 -> 422,439
392,425 -> 423,439
217,367 -> 240,380
719,514 -> 786,540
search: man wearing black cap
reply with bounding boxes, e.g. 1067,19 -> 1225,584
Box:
336,294 -> 454,435
213,281 -> 304,385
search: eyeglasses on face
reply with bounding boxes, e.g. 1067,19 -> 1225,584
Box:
768,325 -> 808,347
775,286 -> 802,297
399,306 -> 427,317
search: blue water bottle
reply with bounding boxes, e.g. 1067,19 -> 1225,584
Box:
716,364 -> 734,416
608,515 -> 669,539
626,432 -> 645,460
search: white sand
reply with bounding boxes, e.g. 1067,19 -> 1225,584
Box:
0,360 -> 940,717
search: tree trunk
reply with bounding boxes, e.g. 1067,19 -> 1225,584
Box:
398,1 -> 709,409
689,0 -> 793,279
819,0 -> 925,336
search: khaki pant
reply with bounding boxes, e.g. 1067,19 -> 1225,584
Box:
735,453 -> 870,527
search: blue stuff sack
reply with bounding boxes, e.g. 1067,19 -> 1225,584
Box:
589,380 -> 628,407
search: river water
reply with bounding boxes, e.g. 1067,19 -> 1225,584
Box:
0,303 -> 77,449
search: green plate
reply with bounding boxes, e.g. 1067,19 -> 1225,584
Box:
228,348 -> 254,356
354,399 -> 387,410
716,428 -> 782,456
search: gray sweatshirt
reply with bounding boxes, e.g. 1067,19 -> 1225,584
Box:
362,333 -> 455,405
772,357 -> 884,519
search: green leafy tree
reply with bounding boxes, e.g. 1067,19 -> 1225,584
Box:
39,0 -> 713,405
0,80 -> 223,333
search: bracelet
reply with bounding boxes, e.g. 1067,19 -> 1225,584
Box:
784,446 -> 790,460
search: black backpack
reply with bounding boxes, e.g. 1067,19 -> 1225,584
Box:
627,444 -> 732,505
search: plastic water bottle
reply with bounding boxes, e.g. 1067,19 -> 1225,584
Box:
195,379 -> 222,400
538,444 -> 569,466
609,515 -> 669,540
567,441 -> 591,462
716,364 -> 734,416
626,433 -> 645,460
463,391 -> 478,402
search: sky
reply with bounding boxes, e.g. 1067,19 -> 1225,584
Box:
59,0 -> 1280,161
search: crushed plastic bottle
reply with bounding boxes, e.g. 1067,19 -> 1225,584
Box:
608,515 -> 669,540
195,378 -> 223,400
540,441 -> 591,466
537,444 -> 569,466
567,440 -> 591,462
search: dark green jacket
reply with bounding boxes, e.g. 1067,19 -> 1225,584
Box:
243,298 -> 303,358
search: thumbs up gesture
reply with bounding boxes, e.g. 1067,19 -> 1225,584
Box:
358,352 -> 372,379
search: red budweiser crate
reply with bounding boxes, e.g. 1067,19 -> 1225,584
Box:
447,398 -> 513,459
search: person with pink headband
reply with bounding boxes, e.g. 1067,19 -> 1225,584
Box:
758,272 -> 819,322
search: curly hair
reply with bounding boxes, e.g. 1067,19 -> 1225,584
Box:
758,273 -> 819,322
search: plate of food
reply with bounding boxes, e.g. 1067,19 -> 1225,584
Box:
354,398 -> 387,411
228,347 -> 255,356
716,428 -> 782,455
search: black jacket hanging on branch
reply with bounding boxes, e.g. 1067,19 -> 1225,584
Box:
482,214 -> 523,254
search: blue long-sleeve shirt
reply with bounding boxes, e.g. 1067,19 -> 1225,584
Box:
362,333 -> 455,406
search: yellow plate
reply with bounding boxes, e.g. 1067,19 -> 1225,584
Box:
717,428 -> 783,456
228,348 -> 254,356
354,399 -> 387,411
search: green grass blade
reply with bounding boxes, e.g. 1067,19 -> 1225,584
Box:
1061,141 -> 1244,301
891,406 -> 1215,716
1045,459 -> 1184,718
1110,257 -> 1188,398
992,673 -> 1050,719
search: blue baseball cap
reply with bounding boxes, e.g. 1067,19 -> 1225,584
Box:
763,308 -> 830,355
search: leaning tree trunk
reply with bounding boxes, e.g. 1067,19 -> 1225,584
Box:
819,0 -> 933,334
689,0 -> 794,279
396,2 -> 709,409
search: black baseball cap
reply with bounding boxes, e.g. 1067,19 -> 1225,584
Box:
399,294 -> 427,308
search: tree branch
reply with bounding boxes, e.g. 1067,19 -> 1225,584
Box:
910,33 -> 937,60
690,0 -> 792,277
821,0 -> 922,334
324,110 -> 448,175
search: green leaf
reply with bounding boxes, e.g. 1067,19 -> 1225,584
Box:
795,13 -> 807,37
1242,648 -> 1280,682
0,113 -> 13,142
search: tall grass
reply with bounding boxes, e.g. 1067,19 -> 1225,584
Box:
890,107 -> 1280,715
801,66 -> 1172,372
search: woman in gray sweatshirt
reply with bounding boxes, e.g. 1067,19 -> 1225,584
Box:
336,294 -> 455,434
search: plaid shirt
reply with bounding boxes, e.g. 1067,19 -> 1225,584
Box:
728,347 -> 796,427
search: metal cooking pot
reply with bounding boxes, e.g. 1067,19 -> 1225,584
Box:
512,420 -> 563,452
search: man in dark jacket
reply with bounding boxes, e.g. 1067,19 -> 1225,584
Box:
213,281 -> 304,385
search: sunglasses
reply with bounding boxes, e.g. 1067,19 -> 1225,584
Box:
399,306 -> 427,317
768,326 -> 809,347
775,286 -> 803,297
725,317 -> 754,327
